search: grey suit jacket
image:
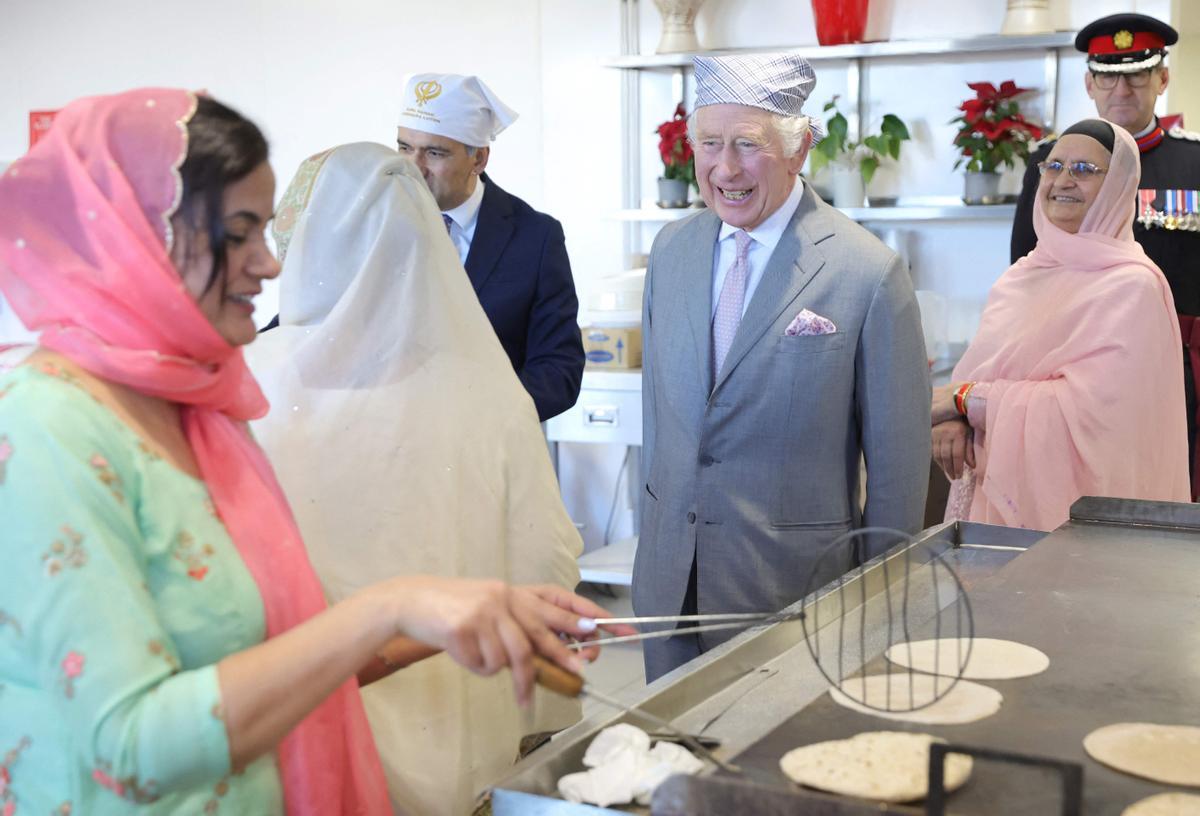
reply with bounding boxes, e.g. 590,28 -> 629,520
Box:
634,183 -> 930,671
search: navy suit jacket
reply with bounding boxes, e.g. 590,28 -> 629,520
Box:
467,175 -> 584,421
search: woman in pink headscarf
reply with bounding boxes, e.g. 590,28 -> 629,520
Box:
932,118 -> 1190,531
0,89 -> 624,815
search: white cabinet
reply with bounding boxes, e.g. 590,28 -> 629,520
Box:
546,370 -> 643,447
548,370 -> 642,585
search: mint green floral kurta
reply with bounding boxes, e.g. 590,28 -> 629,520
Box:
0,363 -> 283,814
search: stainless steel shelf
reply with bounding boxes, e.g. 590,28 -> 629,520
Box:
603,32 -> 1077,70
842,203 -> 1017,221
609,207 -> 697,222
610,201 -> 1017,223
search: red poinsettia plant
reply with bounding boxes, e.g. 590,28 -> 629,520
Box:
656,103 -> 696,189
952,81 -> 1044,174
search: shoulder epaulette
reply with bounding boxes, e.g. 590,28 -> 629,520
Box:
1167,126 -> 1200,143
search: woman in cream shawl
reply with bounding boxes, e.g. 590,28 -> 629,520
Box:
932,119 -> 1189,530
246,143 -> 584,815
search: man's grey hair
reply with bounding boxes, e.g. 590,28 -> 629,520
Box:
686,111 -> 812,158
773,114 -> 812,157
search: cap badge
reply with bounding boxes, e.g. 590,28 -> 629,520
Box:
1113,30 -> 1134,50
414,80 -> 442,107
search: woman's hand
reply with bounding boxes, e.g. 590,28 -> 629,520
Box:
932,418 -> 976,481
521,583 -> 638,664
218,577 -> 630,769
379,577 -> 633,706
931,382 -> 964,426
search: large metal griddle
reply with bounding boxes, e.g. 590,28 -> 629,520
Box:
490,498 -> 1200,815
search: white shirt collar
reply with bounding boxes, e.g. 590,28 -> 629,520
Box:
1131,118 -> 1159,140
442,177 -> 485,233
717,177 -> 805,251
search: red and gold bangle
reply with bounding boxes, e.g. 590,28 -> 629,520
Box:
954,382 -> 976,417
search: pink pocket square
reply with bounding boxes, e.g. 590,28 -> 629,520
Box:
784,308 -> 837,336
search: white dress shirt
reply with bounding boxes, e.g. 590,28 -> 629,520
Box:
710,178 -> 805,319
442,178 -> 486,265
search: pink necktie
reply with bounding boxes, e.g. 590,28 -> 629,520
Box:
712,230 -> 753,379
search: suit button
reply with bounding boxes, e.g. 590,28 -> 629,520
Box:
699,454 -> 714,466
687,512 -> 696,523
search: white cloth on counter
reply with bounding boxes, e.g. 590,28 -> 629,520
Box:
557,724 -> 706,807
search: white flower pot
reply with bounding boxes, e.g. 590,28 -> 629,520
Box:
831,165 -> 865,209
1000,0 -> 1053,35
653,0 -> 705,54
963,171 -> 1002,205
656,177 -> 690,208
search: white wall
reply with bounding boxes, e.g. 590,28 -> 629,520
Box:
1172,0 -> 1200,127
0,0 -> 549,326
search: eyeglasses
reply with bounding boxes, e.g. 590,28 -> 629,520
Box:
1036,160 -> 1108,180
1090,69 -> 1156,90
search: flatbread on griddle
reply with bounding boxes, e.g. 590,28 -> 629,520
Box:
1084,723 -> 1200,787
830,673 -> 1002,724
885,637 -> 1049,679
779,730 -> 972,802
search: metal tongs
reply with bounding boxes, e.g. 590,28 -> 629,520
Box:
565,610 -> 803,651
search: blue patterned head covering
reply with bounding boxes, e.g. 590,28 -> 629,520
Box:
693,53 -> 825,141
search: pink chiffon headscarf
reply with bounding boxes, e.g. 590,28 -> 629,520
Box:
0,89 -> 389,814
949,120 -> 1190,530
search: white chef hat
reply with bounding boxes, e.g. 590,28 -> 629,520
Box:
397,73 -> 518,148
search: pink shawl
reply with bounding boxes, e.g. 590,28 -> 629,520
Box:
0,89 -> 389,814
949,121 -> 1190,530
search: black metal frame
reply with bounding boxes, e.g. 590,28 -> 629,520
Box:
926,742 -> 1084,816
801,526 -> 975,713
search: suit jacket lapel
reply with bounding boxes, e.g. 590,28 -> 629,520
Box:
464,175 -> 514,293
679,212 -> 722,396
712,184 -> 833,394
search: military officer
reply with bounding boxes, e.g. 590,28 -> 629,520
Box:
1011,13 -> 1200,499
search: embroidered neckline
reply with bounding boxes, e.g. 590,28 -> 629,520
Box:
21,361 -> 209,488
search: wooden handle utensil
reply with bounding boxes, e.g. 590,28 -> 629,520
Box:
533,655 -> 585,697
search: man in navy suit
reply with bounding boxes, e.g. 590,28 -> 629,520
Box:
397,73 -> 584,421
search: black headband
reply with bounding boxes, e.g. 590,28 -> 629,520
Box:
1060,119 -> 1115,153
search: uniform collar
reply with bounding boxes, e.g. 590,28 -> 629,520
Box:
1133,117 -> 1165,153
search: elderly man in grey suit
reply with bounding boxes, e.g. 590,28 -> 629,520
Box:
635,54 -> 930,682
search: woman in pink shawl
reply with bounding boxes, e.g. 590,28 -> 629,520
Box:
0,89 -> 625,815
932,118 -> 1189,531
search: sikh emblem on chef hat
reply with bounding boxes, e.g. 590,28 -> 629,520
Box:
414,80 -> 442,107
1113,30 -> 1134,50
